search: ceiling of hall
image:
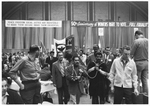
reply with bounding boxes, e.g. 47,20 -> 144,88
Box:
2,1 -> 148,19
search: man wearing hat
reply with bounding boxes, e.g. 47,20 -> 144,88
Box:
9,45 -> 42,104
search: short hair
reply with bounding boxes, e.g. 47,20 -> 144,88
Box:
2,75 -> 12,86
95,51 -> 103,57
72,55 -> 79,61
50,51 -> 54,54
135,30 -> 143,36
28,45 -> 40,53
93,44 -> 99,50
123,45 -> 130,51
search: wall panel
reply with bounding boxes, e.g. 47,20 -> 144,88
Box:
28,2 -> 43,20
95,2 -> 109,21
73,2 -> 87,21
51,2 -> 66,20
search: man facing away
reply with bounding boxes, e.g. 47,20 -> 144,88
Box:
130,30 -> 148,95
109,45 -> 139,104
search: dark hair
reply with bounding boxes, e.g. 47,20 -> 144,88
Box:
95,51 -> 103,57
135,30 -> 143,36
72,55 -> 79,61
93,44 -> 99,50
2,74 -> 12,86
50,51 -> 54,54
28,45 -> 40,53
123,45 -> 130,51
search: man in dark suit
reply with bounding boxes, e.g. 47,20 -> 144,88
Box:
46,51 -> 58,73
52,52 -> 70,104
2,76 -> 24,104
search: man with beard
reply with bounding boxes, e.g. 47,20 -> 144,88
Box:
87,51 -> 108,104
9,45 -> 42,104
52,52 -> 70,104
65,55 -> 87,104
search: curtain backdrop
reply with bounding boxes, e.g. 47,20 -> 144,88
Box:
2,20 -> 71,53
2,20 -> 148,53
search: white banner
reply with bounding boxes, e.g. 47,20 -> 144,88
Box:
5,20 -> 62,27
98,28 -> 104,36
53,38 -> 66,56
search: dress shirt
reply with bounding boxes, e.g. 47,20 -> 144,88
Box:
109,57 -> 138,89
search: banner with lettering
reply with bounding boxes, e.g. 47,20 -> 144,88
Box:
71,21 -> 148,27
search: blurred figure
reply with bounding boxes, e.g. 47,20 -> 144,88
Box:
46,51 -> 58,74
2,75 -> 24,104
103,47 -> 114,103
86,44 -> 99,66
131,30 -> 148,95
78,49 -> 87,66
109,45 -> 139,104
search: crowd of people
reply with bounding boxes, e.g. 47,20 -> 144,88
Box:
2,30 -> 148,104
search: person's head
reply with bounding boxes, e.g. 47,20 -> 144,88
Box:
135,30 -> 143,39
50,51 -> 55,57
95,51 -> 103,61
72,55 -> 80,67
2,76 -> 12,96
93,44 -> 99,54
122,45 -> 131,60
105,47 -> 111,55
28,45 -> 40,58
79,49 -> 84,56
57,52 -> 64,61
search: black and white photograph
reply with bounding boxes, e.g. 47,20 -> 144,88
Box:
1,0 -> 148,104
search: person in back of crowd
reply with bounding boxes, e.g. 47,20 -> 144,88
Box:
87,51 -> 108,104
9,45 -> 42,104
78,49 -> 87,66
66,55 -> 88,104
86,44 -> 99,66
46,51 -> 58,74
103,47 -> 115,103
130,30 -> 148,95
2,74 -> 24,104
109,45 -> 139,104
52,51 -> 70,104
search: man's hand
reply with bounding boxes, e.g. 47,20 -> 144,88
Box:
76,76 -> 81,80
88,67 -> 95,73
134,89 -> 139,96
79,69 -> 83,73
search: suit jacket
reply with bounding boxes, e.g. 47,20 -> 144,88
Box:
7,89 -> 24,104
52,60 -> 66,88
65,64 -> 87,95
